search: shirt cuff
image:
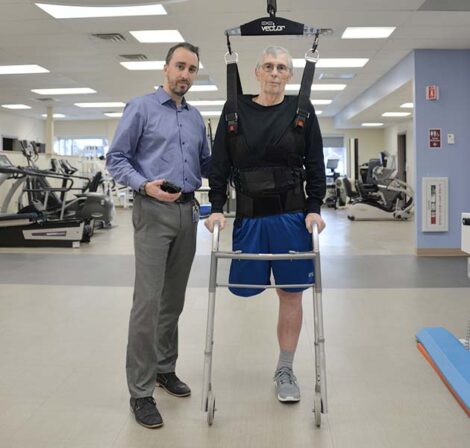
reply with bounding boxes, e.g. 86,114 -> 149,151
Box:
306,198 -> 322,215
130,175 -> 148,192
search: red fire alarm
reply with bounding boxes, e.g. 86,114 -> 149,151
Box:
426,85 -> 439,101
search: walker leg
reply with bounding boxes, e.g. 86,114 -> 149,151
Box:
201,227 -> 220,424
311,242 -> 327,428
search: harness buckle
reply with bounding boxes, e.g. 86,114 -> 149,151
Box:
295,108 -> 310,128
226,112 -> 238,134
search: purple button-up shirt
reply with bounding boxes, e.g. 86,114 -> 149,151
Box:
106,88 -> 211,193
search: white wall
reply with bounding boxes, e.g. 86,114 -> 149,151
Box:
0,110 -> 45,150
54,119 -> 119,146
319,117 -> 386,173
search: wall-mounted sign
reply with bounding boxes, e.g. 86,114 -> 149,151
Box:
422,177 -> 448,232
426,85 -> 439,100
429,128 -> 441,148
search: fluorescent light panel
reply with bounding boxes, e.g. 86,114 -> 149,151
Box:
382,112 -> 411,117
75,102 -> 125,108
200,111 -> 222,117
342,27 -> 396,39
104,112 -> 123,118
189,100 -> 225,106
35,3 -> 166,19
311,99 -> 333,105
293,58 -> 369,68
286,84 -> 346,91
189,85 -> 217,92
42,113 -> 65,118
315,110 -> 323,115
400,102 -> 414,108
124,60 -> 203,70
362,122 -> 384,127
2,104 -> 31,109
121,61 -> 165,71
130,30 -> 184,43
32,88 -> 96,95
0,64 -> 49,75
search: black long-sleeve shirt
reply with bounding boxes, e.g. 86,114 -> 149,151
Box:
209,94 -> 326,214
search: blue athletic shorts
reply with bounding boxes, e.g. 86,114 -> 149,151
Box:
229,212 -> 315,297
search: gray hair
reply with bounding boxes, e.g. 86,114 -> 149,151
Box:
256,46 -> 293,73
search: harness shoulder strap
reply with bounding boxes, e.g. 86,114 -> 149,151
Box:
226,62 -> 243,134
295,59 -> 316,129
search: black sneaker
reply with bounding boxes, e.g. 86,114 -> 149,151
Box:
130,396 -> 163,429
156,372 -> 191,397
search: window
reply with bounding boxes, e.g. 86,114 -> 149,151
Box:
54,137 -> 109,157
323,136 -> 346,175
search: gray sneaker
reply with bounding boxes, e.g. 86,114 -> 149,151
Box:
273,367 -> 300,402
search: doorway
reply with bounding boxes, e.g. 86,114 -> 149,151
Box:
397,133 -> 407,182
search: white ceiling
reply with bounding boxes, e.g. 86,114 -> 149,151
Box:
1,0 -> 470,127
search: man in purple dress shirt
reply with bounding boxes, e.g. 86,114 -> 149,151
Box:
106,42 -> 211,429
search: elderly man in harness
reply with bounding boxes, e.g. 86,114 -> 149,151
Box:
205,45 -> 326,402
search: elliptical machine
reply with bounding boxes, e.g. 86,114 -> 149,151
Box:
324,159 -> 346,209
347,153 -> 414,221
20,141 -> 115,227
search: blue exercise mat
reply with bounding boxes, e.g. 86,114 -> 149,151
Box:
416,327 -> 470,416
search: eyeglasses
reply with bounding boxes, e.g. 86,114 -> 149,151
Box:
260,63 -> 290,75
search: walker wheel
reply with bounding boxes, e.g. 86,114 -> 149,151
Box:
313,393 -> 322,427
207,392 -> 216,426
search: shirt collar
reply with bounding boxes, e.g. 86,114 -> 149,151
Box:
155,86 -> 189,110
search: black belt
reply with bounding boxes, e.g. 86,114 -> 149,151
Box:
138,191 -> 195,203
174,192 -> 195,203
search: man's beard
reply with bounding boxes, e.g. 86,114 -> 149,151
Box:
171,81 -> 190,97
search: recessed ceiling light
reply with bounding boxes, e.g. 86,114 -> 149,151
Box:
312,84 -> 346,91
41,113 -> 65,118
200,111 -> 222,117
382,112 -> 411,117
130,30 -> 184,43
400,102 -> 414,108
293,58 -> 369,68
104,112 -> 123,118
311,100 -> 333,105
0,64 -> 49,75
319,72 -> 355,80
189,85 -> 218,92
362,122 -> 384,127
2,104 -> 32,110
35,3 -> 167,19
342,27 -> 396,39
286,84 -> 346,91
188,100 -> 226,106
121,61 -> 165,70
75,102 -> 125,108
32,88 -> 96,95
124,60 -> 203,70
315,110 -> 323,115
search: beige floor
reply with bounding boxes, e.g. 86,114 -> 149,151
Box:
0,208 -> 469,448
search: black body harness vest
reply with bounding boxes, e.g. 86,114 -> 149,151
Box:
225,43 -> 318,218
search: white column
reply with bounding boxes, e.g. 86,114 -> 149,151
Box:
45,106 -> 54,155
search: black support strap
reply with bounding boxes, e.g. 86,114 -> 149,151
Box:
295,59 -> 316,129
225,61 -> 243,134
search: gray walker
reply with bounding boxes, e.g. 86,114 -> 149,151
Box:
201,221 -> 328,427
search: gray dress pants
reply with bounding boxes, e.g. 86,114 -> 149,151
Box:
127,194 -> 198,398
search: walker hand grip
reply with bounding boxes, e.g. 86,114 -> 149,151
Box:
312,222 -> 320,254
212,221 -> 221,252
